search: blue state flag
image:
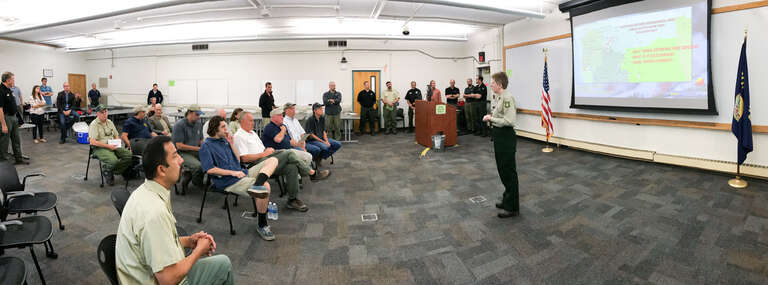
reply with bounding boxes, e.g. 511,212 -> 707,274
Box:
731,39 -> 752,165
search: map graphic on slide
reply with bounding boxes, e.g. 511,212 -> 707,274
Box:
576,7 -> 693,83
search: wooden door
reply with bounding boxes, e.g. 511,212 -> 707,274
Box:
352,70 -> 380,131
68,73 -> 87,108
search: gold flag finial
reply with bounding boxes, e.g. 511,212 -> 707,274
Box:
745,27 -> 748,38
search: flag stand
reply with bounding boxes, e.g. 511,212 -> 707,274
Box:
728,164 -> 748,189
542,138 -> 554,153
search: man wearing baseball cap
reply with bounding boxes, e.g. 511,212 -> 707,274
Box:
172,105 -> 205,193
121,105 -> 156,155
305,103 -> 341,167
89,105 -> 133,186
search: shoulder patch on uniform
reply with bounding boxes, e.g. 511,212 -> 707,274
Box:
504,101 -> 511,108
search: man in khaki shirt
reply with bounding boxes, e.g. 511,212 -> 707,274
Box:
89,105 -> 133,186
116,136 -> 233,285
381,81 -> 400,135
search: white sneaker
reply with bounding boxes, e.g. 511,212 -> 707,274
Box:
256,225 -> 275,241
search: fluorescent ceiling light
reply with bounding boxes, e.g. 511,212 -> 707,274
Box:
49,20 -> 264,49
0,0 -> 171,33
288,18 -> 475,37
439,0 -> 547,11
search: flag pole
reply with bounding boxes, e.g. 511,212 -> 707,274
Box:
728,26 -> 749,189
541,48 -> 554,153
729,163 -> 748,188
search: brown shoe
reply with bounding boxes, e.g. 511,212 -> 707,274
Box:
310,170 -> 330,181
286,199 -> 309,212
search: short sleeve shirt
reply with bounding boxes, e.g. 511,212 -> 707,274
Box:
39,85 -> 52,94
445,87 -> 460,104
0,84 -> 17,116
234,128 -> 265,155
200,137 -> 247,189
283,116 -> 305,142
10,87 -> 21,105
123,117 -> 153,139
405,88 -> 422,104
261,122 -> 292,149
304,115 -> 325,141
89,119 -> 119,144
172,118 -> 203,148
116,180 -> 185,285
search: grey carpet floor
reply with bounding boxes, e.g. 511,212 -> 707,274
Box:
5,127 -> 768,284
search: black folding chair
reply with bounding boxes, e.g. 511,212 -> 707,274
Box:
0,215 -> 57,285
197,175 -> 261,236
84,145 -> 105,187
0,256 -> 27,285
97,234 -> 118,285
0,162 -> 64,230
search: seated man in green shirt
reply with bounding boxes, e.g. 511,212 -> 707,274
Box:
116,135 -> 234,285
88,105 -> 133,186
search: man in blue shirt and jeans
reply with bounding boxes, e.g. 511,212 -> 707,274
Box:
122,105 -> 156,155
200,116 -> 278,241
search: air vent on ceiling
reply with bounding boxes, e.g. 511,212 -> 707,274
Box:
328,40 -> 347,47
192,44 -> 209,51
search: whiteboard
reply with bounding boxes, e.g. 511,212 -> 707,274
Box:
228,78 -> 257,107
295,80 -> 316,106
198,79 -> 228,106
167,80 -> 197,105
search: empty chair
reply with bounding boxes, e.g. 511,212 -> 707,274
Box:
97,234 -> 118,285
0,162 -> 64,230
0,216 -> 57,285
0,256 -> 27,285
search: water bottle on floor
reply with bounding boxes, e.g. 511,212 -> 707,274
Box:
267,202 -> 275,220
273,202 -> 279,220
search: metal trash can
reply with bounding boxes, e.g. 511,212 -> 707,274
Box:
431,134 -> 446,151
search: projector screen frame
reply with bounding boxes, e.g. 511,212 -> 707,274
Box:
567,0 -> 717,115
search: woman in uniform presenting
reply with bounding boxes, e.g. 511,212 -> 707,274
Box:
482,72 -> 519,219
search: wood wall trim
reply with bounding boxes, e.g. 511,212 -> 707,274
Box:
712,0 -> 768,14
517,108 -> 768,133
503,33 -> 571,50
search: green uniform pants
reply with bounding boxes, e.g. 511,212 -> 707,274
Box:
180,151 -> 204,185
92,147 -> 133,175
383,106 -> 397,130
492,127 -> 519,212
326,114 -> 341,141
249,150 -> 311,200
0,115 -> 22,162
464,102 -> 476,132
408,107 -> 415,129
183,255 -> 234,285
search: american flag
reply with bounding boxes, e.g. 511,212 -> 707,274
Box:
541,56 -> 554,139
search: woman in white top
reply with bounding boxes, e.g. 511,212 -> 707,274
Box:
29,85 -> 48,143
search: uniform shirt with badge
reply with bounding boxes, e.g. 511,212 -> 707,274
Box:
464,85 -> 475,102
89,119 -> 119,144
357,89 -> 377,108
405,88 -> 422,105
489,90 -> 517,128
0,84 -> 18,116
122,117 -> 153,139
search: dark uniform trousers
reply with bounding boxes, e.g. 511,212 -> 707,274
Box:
359,107 -> 377,134
492,126 -> 519,212
477,102 -> 490,135
407,107 -> 416,130
0,115 -> 22,162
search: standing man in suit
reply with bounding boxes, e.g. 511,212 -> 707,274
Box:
56,82 -> 79,144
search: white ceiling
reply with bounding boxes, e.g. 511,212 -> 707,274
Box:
0,0 -> 564,51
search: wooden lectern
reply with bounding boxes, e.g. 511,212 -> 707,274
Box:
415,100 -> 457,148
